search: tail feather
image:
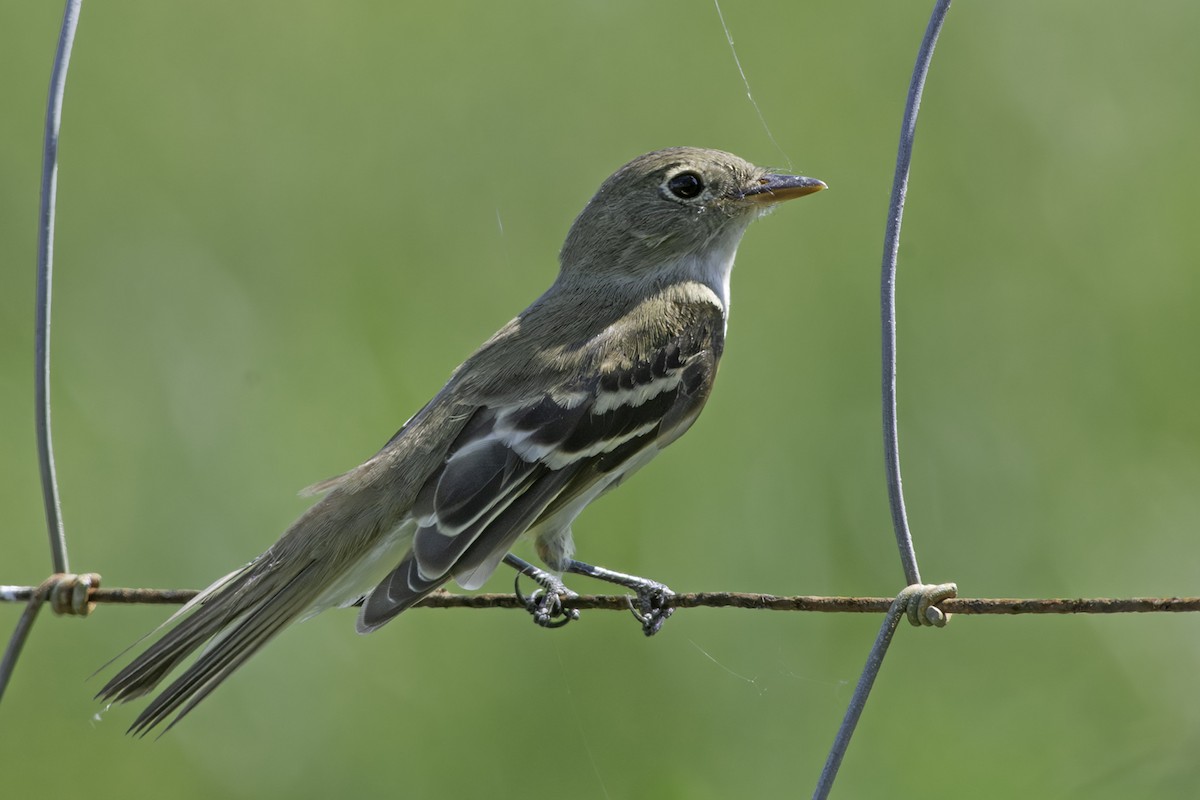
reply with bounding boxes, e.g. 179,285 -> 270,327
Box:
126,563 -> 316,736
97,560 -> 318,735
95,570 -> 253,704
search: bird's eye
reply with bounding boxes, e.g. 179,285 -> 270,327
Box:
666,171 -> 705,200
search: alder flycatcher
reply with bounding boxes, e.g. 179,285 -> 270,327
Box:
98,146 -> 825,734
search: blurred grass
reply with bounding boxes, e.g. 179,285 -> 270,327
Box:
3,2 -> 1200,798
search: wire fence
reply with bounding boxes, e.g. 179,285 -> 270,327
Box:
3,2 -> 1197,798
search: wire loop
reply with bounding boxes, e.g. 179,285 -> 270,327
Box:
47,572 -> 101,617
897,582 -> 957,628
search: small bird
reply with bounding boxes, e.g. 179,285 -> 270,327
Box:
97,147 -> 824,734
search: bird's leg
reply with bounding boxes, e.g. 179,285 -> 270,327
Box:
503,554 -> 579,628
564,560 -> 675,636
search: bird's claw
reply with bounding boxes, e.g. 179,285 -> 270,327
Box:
514,572 -> 579,629
626,581 -> 675,636
527,588 -> 580,628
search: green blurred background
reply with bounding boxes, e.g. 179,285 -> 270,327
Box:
3,2 -> 1199,797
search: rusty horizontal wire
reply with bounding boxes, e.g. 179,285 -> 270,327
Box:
3,584 -> 1198,615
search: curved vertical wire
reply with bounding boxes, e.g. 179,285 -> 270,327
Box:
36,0 -> 82,575
812,2 -> 953,797
880,0 -> 952,586
1,0 -> 85,708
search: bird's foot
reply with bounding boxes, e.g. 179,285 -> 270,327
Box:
626,580 -> 675,637
506,555 -> 580,629
566,560 -> 675,637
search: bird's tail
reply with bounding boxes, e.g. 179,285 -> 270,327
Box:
95,469 -> 425,735
95,554 -> 320,736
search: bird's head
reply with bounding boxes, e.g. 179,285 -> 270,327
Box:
558,147 -> 825,288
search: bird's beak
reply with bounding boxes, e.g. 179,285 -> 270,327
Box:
736,174 -> 827,205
